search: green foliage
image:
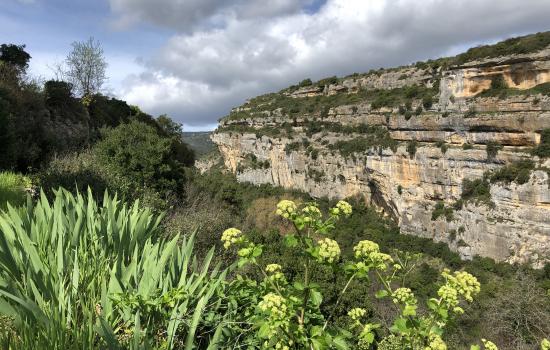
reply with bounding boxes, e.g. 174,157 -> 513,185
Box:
223,83 -> 438,121
222,200 -> 486,349
326,127 -> 397,158
307,168 -> 325,182
0,172 -> 30,210
452,31 -> 550,65
406,140 -> 418,159
489,160 -> 535,185
317,76 -> 339,86
94,121 -> 187,201
533,128 -> 550,158
422,95 -> 433,109
462,143 -> 473,150
461,178 -> 492,206
431,201 -> 454,222
486,141 -> 503,160
0,44 -> 31,72
299,78 -> 313,87
38,120 -> 191,210
240,153 -> 270,170
490,75 -> 508,90
285,141 -> 302,154
0,189 -> 228,349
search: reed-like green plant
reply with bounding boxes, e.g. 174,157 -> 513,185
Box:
0,188 -> 228,349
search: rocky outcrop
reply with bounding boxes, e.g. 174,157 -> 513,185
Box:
211,38 -> 550,267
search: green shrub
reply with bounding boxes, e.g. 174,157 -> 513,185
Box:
406,140 -> 418,159
462,143 -> 473,150
486,141 -> 503,159
422,95 -> 433,109
329,128 -> 397,157
491,75 -> 507,90
299,78 -> 313,87
533,128 -> 550,158
307,168 -> 325,182
489,160 -> 535,185
436,140 -> 449,154
431,201 -> 454,222
0,188 -> 228,348
0,172 -> 30,210
94,121 -> 186,200
461,178 -> 492,206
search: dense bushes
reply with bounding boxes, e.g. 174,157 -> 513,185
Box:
38,121 -> 192,209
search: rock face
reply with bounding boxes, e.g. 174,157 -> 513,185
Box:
211,35 -> 550,267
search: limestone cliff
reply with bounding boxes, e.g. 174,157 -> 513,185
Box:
211,32 -> 550,267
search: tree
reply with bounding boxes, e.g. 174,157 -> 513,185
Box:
65,38 -> 107,96
157,114 -> 183,138
0,44 -> 31,73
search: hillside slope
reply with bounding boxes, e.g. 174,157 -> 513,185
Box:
211,31 -> 550,267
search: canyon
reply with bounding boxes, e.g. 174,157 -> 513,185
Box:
209,33 -> 550,267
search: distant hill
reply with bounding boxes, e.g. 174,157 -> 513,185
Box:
183,132 -> 215,156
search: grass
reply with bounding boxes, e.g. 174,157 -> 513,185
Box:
0,171 -> 31,210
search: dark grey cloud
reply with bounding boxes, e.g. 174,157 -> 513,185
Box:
109,0 -> 319,32
115,0 -> 550,129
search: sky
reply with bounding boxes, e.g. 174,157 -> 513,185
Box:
1,0 -> 549,131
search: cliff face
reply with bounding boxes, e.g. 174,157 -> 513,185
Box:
211,34 -> 550,267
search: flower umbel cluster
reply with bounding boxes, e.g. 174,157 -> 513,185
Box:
482,339 -> 498,350
302,204 -> 322,223
426,334 -> 447,350
330,200 -> 353,217
441,269 -> 480,302
317,238 -> 341,263
392,288 -> 417,306
258,293 -> 287,318
265,264 -> 282,273
265,264 -> 286,283
221,228 -> 242,249
276,200 -> 297,219
348,308 -> 367,322
541,339 -> 550,350
354,240 -> 393,270
354,240 -> 380,258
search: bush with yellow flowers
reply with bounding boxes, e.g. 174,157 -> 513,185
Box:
222,199 -> 501,349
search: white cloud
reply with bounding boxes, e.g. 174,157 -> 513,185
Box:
114,0 -> 550,129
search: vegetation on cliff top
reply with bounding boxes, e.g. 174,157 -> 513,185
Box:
219,31 -> 550,123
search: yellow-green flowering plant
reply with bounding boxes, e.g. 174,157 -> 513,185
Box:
222,199 -> 499,349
